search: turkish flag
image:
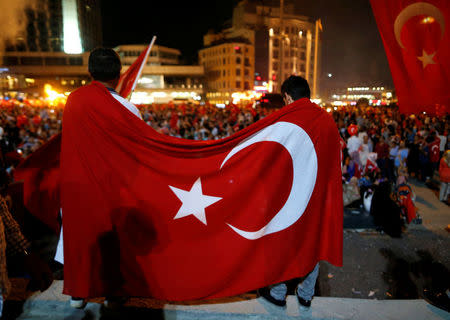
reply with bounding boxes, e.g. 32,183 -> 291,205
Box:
116,38 -> 155,98
14,134 -> 61,233
370,0 -> 450,114
60,81 -> 343,300
15,43 -> 153,232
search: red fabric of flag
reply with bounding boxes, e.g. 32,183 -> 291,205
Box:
370,0 -> 450,114
60,81 -> 343,300
14,134 -> 61,233
14,46 -> 150,232
115,44 -> 151,98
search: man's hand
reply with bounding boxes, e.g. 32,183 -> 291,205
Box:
24,252 -> 54,292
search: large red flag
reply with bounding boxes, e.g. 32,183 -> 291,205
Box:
15,42 -> 155,231
60,81 -> 343,300
370,0 -> 450,114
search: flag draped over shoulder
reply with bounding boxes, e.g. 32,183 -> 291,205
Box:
370,0 -> 450,115
15,43 -> 154,231
61,81 -> 342,300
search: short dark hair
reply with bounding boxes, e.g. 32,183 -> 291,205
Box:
281,76 -> 310,100
88,47 -> 121,81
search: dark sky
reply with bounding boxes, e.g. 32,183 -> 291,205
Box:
100,0 -> 393,92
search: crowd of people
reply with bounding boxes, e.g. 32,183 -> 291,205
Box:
0,98 -> 449,234
336,103 -> 449,235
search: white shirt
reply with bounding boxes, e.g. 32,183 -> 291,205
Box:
110,91 -> 143,120
438,135 -> 447,152
347,135 -> 362,154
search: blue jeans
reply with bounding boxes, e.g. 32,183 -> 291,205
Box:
0,289 -> 3,317
270,263 -> 319,301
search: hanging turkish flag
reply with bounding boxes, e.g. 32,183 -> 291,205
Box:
15,41 -> 155,232
370,0 -> 450,114
60,81 -> 342,300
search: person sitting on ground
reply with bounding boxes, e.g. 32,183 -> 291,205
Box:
438,150 -> 450,203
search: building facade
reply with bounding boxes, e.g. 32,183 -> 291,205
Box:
199,0 -> 322,100
5,0 -> 101,54
330,86 -> 395,106
233,0 -> 322,97
198,40 -> 254,105
1,44 -> 204,104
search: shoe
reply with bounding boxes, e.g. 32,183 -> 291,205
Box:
70,297 -> 87,309
103,297 -> 126,309
296,294 -> 312,308
257,287 -> 286,307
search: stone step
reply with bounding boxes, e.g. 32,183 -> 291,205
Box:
13,281 -> 450,320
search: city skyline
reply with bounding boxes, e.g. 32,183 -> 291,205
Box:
100,0 -> 393,91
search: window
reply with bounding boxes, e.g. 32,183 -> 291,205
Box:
301,51 -> 306,60
285,50 -> 289,57
234,46 -> 242,54
236,81 -> 241,88
45,57 -> 67,65
272,62 -> 278,71
273,50 -> 279,59
223,70 -> 226,76
273,38 -> 279,47
284,62 -> 289,69
244,81 -> 250,90
223,58 -> 226,65
285,27 -> 289,34
244,68 -> 249,76
21,57 -> 43,65
300,64 -> 306,72
236,69 -> 241,76
223,81 -> 226,88
236,57 -> 241,64
244,57 -> 250,67
245,47 -> 249,53
3,57 -> 18,65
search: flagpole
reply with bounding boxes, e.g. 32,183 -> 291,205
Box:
130,35 -> 157,96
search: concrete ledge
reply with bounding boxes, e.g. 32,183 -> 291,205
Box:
16,281 -> 450,320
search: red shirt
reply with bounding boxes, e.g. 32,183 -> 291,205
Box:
375,142 -> 389,159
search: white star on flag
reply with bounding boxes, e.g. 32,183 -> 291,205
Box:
169,177 -> 222,225
417,50 -> 436,69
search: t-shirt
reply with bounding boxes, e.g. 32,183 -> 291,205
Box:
375,143 -> 389,159
347,135 -> 362,154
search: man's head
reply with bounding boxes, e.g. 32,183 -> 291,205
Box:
281,76 -> 310,105
88,48 -> 121,87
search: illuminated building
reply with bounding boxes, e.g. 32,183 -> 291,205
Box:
200,0 -> 322,100
233,0 -> 322,97
199,40 -> 255,105
329,86 -> 396,106
4,0 -> 101,53
0,44 -> 205,104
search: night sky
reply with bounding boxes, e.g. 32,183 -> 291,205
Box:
100,0 -> 393,92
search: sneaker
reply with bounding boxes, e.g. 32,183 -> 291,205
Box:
296,294 -> 312,308
257,287 -> 286,307
70,297 -> 87,309
103,297 -> 126,309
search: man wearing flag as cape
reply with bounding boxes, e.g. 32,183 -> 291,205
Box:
17,38 -> 343,303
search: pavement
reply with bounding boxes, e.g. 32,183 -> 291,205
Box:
4,281 -> 448,320
3,178 -> 450,320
